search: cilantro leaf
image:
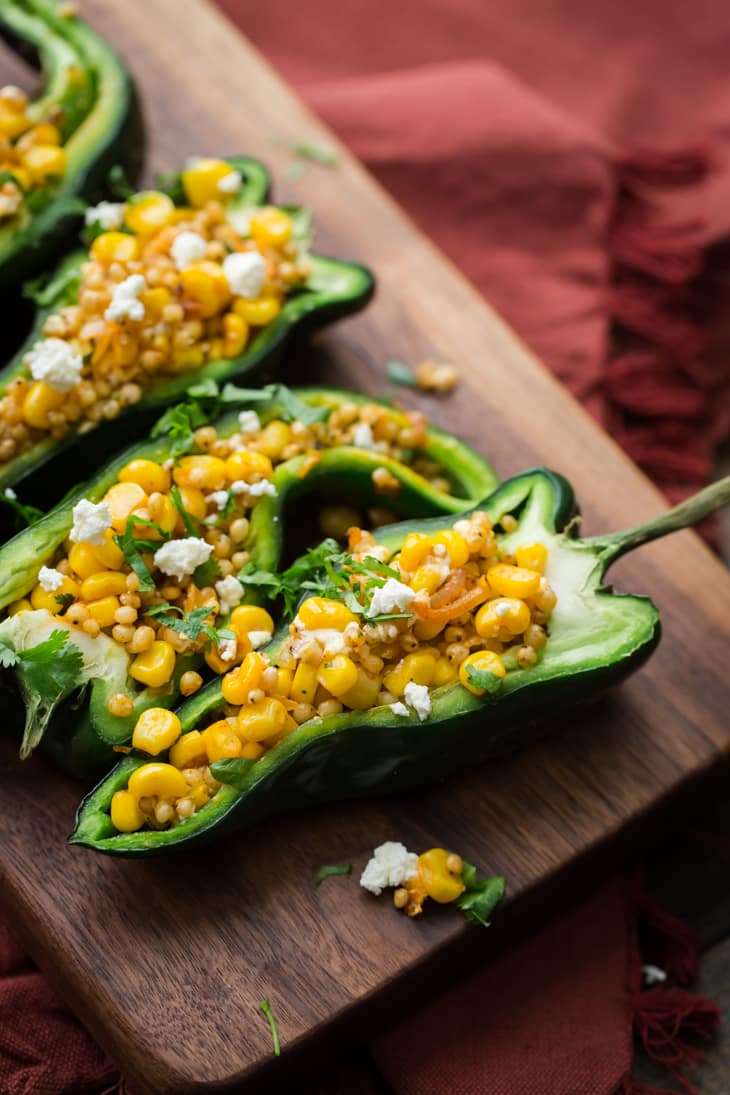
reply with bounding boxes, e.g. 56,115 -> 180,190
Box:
170,485 -> 200,536
464,664 -> 504,696
54,592 -> 75,615
0,641 -> 19,669
154,169 -> 185,204
24,264 -> 82,308
151,403 -> 206,459
107,164 -> 135,198
455,868 -> 505,928
387,360 -> 418,388
270,384 -> 331,426
14,631 -> 85,758
210,756 -> 257,790
258,997 -> 281,1057
145,603 -> 213,643
192,557 -> 221,587
315,863 -> 352,885
113,516 -> 156,592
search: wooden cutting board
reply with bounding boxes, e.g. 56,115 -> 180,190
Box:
1,2 -> 729,1092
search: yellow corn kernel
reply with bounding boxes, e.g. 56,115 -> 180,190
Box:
236,697 -> 288,742
432,529 -> 470,567
22,143 -> 66,183
176,485 -> 207,521
417,848 -> 466,904
132,707 -> 182,756
124,191 -> 175,235
383,650 -> 438,698
432,656 -> 458,687
297,596 -> 357,632
202,719 -> 242,761
410,564 -> 444,596
458,650 -> 506,696
173,454 -> 227,492
253,419 -> 290,461
30,575 -> 80,614
224,449 -> 272,484
141,286 -> 171,321
22,381 -> 65,429
189,782 -> 211,809
129,639 -> 176,687
182,158 -> 234,207
93,531 -> 125,570
221,650 -> 267,705
180,261 -> 230,318
0,112 -> 30,139
515,542 -> 548,574
318,654 -> 359,698
128,762 -> 187,801
487,564 -> 541,600
222,312 -> 248,358
68,542 -> 106,580
148,492 -> 178,536
8,598 -> 31,615
110,789 -> 145,833
87,595 -> 121,628
229,604 -> 274,639
80,570 -> 128,602
398,532 -> 434,573
475,598 -> 531,639
104,481 -> 148,530
90,231 -> 140,265
16,122 -> 61,151
249,206 -> 293,248
290,661 -> 319,704
8,166 -> 31,191
339,667 -> 382,711
118,458 -> 171,495
170,344 -> 205,373
275,666 -> 293,697
169,729 -> 208,769
241,740 -> 266,760
232,295 -> 281,327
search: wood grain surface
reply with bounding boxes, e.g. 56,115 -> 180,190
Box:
1,2 -> 729,1092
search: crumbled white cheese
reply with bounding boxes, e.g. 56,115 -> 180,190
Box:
206,490 -> 230,511
38,566 -> 64,592
105,274 -> 146,323
84,201 -> 125,230
642,964 -> 667,986
352,422 -> 376,450
249,629 -> 272,649
153,537 -> 213,581
218,637 -> 237,663
25,338 -> 83,393
230,478 -> 277,500
170,230 -> 207,270
359,841 -> 419,895
215,575 -> 243,615
291,626 -> 348,659
222,250 -> 266,299
389,701 -> 409,717
367,578 -> 416,618
404,681 -> 432,721
237,409 -> 261,434
217,169 -> 242,194
4,487 -> 16,500
69,499 -> 112,545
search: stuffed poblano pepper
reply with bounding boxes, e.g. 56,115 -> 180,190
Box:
0,153 -> 374,502
69,469 -> 730,856
0,385 -> 496,776
0,0 -> 142,289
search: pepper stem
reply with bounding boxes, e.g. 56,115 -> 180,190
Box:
589,476 -> 730,564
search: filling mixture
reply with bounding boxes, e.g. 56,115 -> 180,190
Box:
0,84 -> 68,224
0,157 -> 311,465
7,396 -> 452,711
108,508 -> 557,833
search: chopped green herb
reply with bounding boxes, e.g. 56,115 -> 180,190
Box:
54,592 -> 75,615
464,664 -> 504,696
169,485 -> 200,536
0,489 -> 44,529
192,557 -> 222,587
113,516 -> 159,592
24,264 -> 82,307
107,164 -> 134,199
315,863 -> 352,885
455,867 -> 505,928
387,360 -> 418,388
154,169 -> 185,204
6,631 -> 86,758
290,142 -> 339,167
258,997 -> 281,1057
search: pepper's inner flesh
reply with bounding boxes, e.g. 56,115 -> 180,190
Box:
0,84 -> 68,224
6,398 -> 454,713
0,157 -> 310,466
109,509 -> 557,834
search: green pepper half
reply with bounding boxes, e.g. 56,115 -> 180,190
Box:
0,0 -> 143,289
70,469 -> 730,856
0,154 -> 374,503
0,386 -> 495,777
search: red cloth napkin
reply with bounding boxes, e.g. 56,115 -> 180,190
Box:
1,1 -> 728,1092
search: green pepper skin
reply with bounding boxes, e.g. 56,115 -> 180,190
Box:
0,155 -> 374,505
69,467 -> 687,857
0,0 -> 143,291
0,387 -> 495,778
